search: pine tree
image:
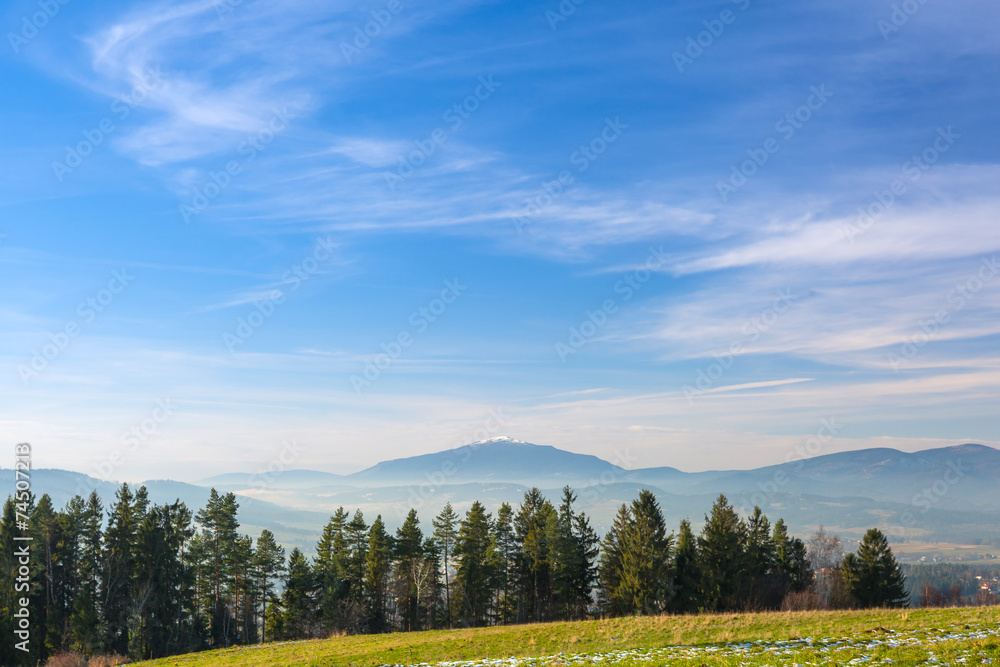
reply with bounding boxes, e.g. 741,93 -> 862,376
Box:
454,501 -> 497,626
252,529 -> 285,643
231,534 -> 255,643
194,489 -> 241,645
697,494 -> 746,612
842,528 -> 908,608
432,503 -> 458,627
394,509 -> 424,631
670,519 -> 701,613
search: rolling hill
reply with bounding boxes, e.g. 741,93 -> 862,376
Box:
6,438 -> 999,555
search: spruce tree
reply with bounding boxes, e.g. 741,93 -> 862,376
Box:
364,515 -> 393,632
842,528 -> 908,608
432,503 -> 458,627
132,501 -> 195,659
617,490 -> 673,615
670,519 -> 701,613
314,508 -> 348,632
454,501 -> 497,626
103,484 -> 149,654
492,503 -> 517,625
697,494 -> 746,612
742,506 -> 776,609
551,488 -> 598,620
344,510 -> 369,630
69,491 -> 103,655
420,537 -> 443,629
597,503 -> 630,615
32,494 -> 70,661
282,548 -> 316,637
773,519 -> 811,594
514,488 -> 556,622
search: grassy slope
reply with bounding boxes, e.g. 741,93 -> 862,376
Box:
135,606 -> 1000,667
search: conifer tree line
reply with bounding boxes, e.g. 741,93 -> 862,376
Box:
2,484 -> 911,666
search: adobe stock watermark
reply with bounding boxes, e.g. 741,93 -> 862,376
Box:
215,0 -> 244,21
672,0 -> 752,73
240,439 -> 306,510
340,0 -> 410,63
887,255 -> 997,371
7,0 -> 71,53
17,268 -> 133,384
224,234 -> 337,352
394,410 -> 508,518
891,458 -> 971,539
912,459 -> 969,513
737,417 -> 843,513
842,127 -> 959,244
577,449 -> 639,504
556,245 -> 668,362
83,399 -> 177,488
51,66 -> 164,182
682,289 -> 800,402
13,443 -> 32,653
351,278 -> 467,393
878,0 -> 930,40
383,75 -> 501,191
510,117 -> 628,233
717,84 -> 833,202
180,107 -> 295,223
545,0 -> 587,30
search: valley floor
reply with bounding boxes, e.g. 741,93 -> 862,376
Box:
134,607 -> 1000,667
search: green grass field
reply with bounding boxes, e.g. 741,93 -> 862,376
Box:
134,606 -> 1000,667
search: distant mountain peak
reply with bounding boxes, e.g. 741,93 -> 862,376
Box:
345,437 -> 623,487
468,436 -> 531,446
945,442 -> 996,452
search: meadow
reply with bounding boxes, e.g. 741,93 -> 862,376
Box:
133,606 -> 1000,667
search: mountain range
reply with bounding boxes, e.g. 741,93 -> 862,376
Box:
6,437 -> 999,557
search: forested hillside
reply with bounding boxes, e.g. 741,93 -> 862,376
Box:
1,482 -> 924,666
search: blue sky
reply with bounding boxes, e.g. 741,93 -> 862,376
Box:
2,0 -> 999,482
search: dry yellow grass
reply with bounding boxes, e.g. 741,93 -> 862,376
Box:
133,606 -> 1000,667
